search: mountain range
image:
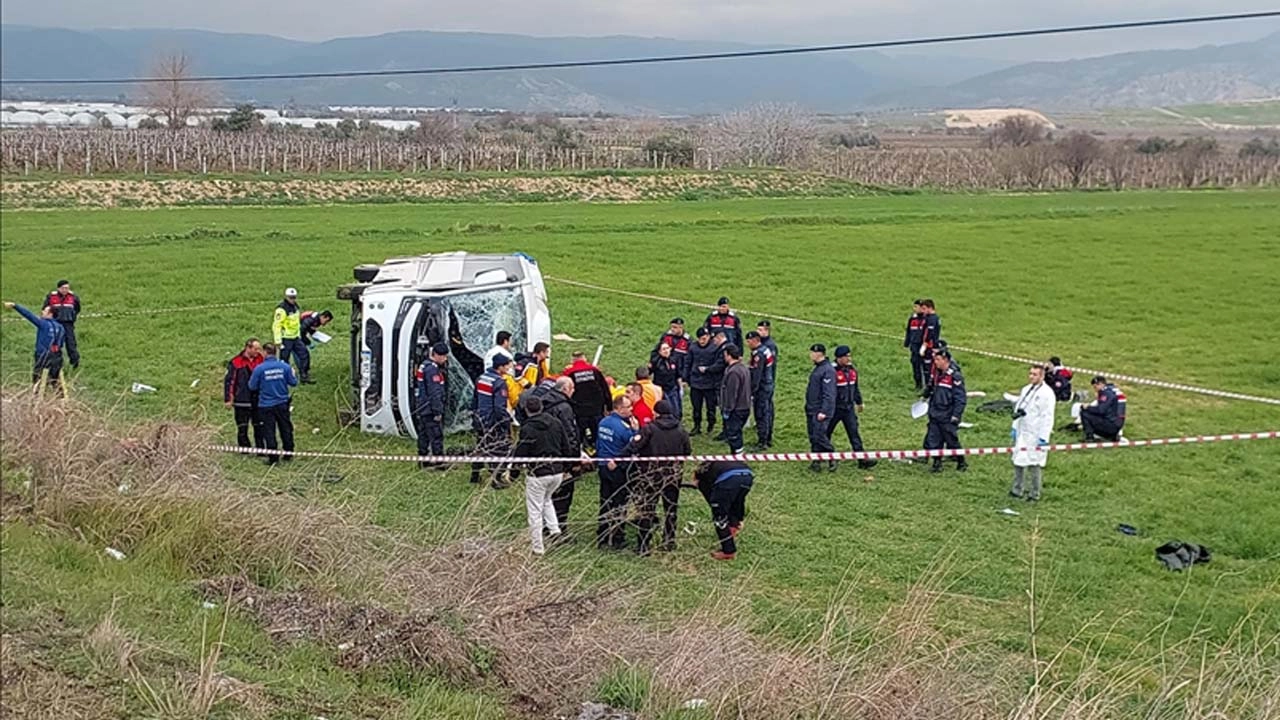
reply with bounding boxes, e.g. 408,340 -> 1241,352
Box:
1,25 -> 1277,114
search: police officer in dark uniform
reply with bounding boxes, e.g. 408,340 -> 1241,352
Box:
918,299 -> 943,392
828,345 -> 877,470
413,343 -> 450,470
43,280 -> 81,369
746,331 -> 776,450
805,344 -> 838,472
655,318 -> 692,378
904,299 -> 927,389
704,297 -> 743,350
687,328 -> 725,436
924,349 -> 968,473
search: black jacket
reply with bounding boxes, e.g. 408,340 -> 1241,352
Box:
513,413 -> 570,477
650,354 -> 682,392
565,361 -> 611,420
904,312 -> 926,349
653,332 -> 692,381
834,363 -> 864,410
928,366 -> 968,423
694,460 -> 754,494
539,387 -> 582,456
688,341 -> 725,390
720,361 -> 751,413
633,415 -> 692,458
805,360 -> 836,416
223,353 -> 259,407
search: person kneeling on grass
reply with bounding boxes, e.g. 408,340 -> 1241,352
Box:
694,460 -> 754,561
513,396 -> 570,555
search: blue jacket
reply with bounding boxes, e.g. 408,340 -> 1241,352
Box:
415,359 -> 447,417
1094,383 -> 1127,427
14,305 -> 64,358
596,413 -> 635,460
805,360 -> 836,417
248,357 -> 297,409
472,370 -> 511,429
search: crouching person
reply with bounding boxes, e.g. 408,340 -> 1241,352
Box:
694,460 -> 754,561
513,396 -> 569,555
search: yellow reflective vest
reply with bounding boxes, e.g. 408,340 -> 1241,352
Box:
273,301 -> 301,344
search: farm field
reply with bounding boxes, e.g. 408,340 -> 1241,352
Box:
2,187 -> 1279,718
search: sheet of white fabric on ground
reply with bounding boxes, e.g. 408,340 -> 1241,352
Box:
1004,392 -> 1020,402
312,330 -> 332,344
911,400 -> 929,419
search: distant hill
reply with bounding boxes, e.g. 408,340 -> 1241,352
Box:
1,24 -> 1277,113
902,31 -> 1280,110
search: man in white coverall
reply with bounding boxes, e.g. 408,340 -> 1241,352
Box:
1010,365 -> 1056,502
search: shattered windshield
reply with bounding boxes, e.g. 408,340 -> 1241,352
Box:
442,287 -> 527,432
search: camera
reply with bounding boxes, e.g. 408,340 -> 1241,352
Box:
1012,408 -> 1027,420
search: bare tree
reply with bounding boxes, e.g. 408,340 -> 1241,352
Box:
415,112 -> 462,147
1176,138 -> 1219,188
1103,140 -> 1136,190
1017,145 -> 1054,189
1056,131 -> 1103,188
705,103 -> 815,168
985,115 -> 1048,149
141,52 -> 214,131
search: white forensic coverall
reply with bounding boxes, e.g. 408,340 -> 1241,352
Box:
1012,382 -> 1056,467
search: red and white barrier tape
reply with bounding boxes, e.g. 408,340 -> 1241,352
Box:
208,430 -> 1280,465
546,277 -> 1280,407
1,300 -> 266,323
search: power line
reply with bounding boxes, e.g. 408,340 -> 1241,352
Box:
3,11 -> 1277,85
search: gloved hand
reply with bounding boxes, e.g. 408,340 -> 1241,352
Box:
1009,429 -> 1018,443
1037,438 -> 1049,448
919,345 -> 927,357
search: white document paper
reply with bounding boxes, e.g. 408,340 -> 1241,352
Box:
312,330 -> 332,344
910,400 -> 929,419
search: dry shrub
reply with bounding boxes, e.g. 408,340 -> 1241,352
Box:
1,633 -> 119,720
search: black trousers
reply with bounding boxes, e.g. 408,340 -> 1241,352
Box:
705,476 -> 751,555
634,464 -> 681,553
233,405 -> 264,449
552,469 -> 578,528
909,349 -> 926,388
690,387 -> 718,429
597,464 -> 630,548
575,414 -> 602,449
1080,409 -> 1123,441
807,413 -> 835,453
60,322 -> 79,368
257,404 -> 295,463
827,406 -> 865,452
722,409 -> 749,453
470,423 -> 512,483
33,351 -> 63,388
414,413 -> 444,459
280,338 -> 309,377
924,419 -> 964,465
753,385 -> 775,445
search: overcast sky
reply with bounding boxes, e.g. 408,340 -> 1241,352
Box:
3,0 -> 1278,60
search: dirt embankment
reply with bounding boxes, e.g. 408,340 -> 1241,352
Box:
0,172 -> 868,209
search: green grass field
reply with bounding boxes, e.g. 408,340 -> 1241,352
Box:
2,188 -> 1279,718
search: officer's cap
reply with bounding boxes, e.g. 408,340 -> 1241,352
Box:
834,345 -> 851,358
913,298 -> 924,305
809,343 -> 826,354
671,317 -> 685,325
431,342 -> 450,356
757,320 -> 771,328
936,349 -> 953,360
695,327 -> 710,338
717,296 -> 730,305
57,279 -> 70,288
284,287 -> 298,297
745,331 -> 761,340
492,353 -> 512,369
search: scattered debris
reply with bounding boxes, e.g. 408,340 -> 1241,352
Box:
190,379 -> 200,388
683,521 -> 698,536
130,382 -> 157,394
336,642 -> 353,651
202,601 -> 218,610
1156,541 -> 1211,572
683,698 -> 709,709
577,702 -> 637,720
312,427 -> 321,434
553,333 -> 583,342
958,422 -> 975,429
967,391 -> 987,398
104,547 -> 126,561
999,508 -> 1021,516
1117,524 -> 1139,536
116,483 -> 130,495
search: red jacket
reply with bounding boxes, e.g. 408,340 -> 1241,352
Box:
632,399 -> 655,427
224,352 -> 264,406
